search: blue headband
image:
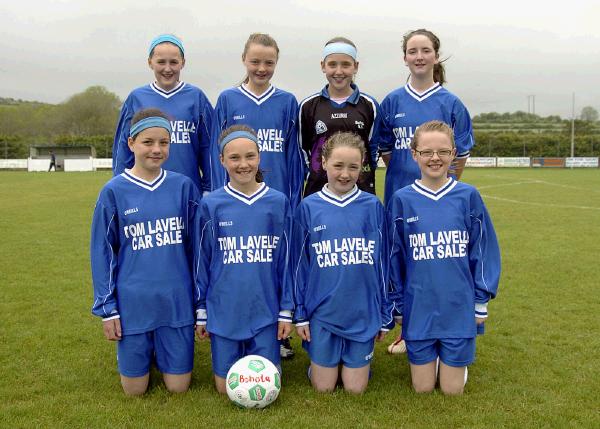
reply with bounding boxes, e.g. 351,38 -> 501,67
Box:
130,117 -> 173,138
149,34 -> 185,57
219,131 -> 259,154
322,42 -> 357,61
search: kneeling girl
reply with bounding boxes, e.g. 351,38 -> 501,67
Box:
293,132 -> 393,394
195,125 -> 293,393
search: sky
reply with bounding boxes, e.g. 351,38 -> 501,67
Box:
2,0 -> 599,118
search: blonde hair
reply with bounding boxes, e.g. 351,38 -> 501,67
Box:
411,121 -> 455,150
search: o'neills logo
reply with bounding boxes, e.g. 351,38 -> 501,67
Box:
239,374 -> 271,383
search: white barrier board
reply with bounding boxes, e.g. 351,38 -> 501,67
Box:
0,159 -> 27,169
466,157 -> 496,167
497,157 -> 530,167
565,157 -> 599,168
93,158 -> 113,169
64,158 -> 94,172
28,158 -> 50,172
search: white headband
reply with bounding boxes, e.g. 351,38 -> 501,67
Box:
322,42 -> 357,61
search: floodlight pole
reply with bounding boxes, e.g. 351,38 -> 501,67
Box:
570,93 -> 575,158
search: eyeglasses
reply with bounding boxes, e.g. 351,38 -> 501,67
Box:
413,149 -> 454,158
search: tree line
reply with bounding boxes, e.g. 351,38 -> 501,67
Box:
1,86 -> 599,159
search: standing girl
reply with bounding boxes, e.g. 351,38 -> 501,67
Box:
293,132 -> 393,394
299,37 -> 380,197
195,125 -> 294,394
91,108 -> 201,395
211,33 -> 305,209
113,34 -> 214,193
378,29 -> 474,207
388,121 -> 500,395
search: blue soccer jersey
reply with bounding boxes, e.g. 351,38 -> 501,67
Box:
292,185 -> 394,342
211,85 -> 305,207
388,178 -> 500,341
90,169 -> 201,335
378,83 -> 474,206
195,183 -> 294,340
112,82 -> 214,192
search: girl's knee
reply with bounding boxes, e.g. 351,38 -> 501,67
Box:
164,372 -> 191,393
311,378 -> 336,393
440,379 -> 464,395
120,374 -> 149,396
343,381 -> 367,394
412,379 -> 435,393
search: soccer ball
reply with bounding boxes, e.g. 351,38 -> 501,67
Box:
226,354 -> 281,409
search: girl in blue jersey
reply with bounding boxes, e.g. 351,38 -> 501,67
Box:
212,33 -> 305,210
299,37 -> 380,197
196,125 -> 294,394
388,121 -> 500,395
378,29 -> 474,207
91,108 -> 201,395
293,132 -> 393,394
113,34 -> 214,193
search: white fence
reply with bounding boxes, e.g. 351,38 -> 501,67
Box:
0,159 -> 27,169
93,158 -> 112,169
565,157 -> 599,168
466,157 -> 497,168
1,157 -> 598,171
64,157 -> 94,172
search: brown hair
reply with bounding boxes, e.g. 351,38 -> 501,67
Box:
403,29 -> 446,85
241,33 -> 279,85
218,124 -> 263,183
411,120 -> 455,150
130,108 -> 170,140
321,132 -> 366,162
325,37 -> 356,48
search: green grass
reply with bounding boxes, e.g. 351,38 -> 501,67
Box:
1,168 -> 599,428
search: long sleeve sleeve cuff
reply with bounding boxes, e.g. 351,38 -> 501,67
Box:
475,302 -> 488,319
102,314 -> 120,322
278,310 -> 293,323
196,308 -> 207,325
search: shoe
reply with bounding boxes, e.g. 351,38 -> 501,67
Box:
387,334 -> 406,354
464,366 -> 468,387
280,337 -> 295,359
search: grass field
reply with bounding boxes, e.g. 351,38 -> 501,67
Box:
1,168 -> 599,428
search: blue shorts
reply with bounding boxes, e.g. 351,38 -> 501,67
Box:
117,325 -> 195,377
210,323 -> 280,378
405,338 -> 475,367
303,320 -> 375,369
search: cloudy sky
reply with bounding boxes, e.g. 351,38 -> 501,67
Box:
2,0 -> 599,118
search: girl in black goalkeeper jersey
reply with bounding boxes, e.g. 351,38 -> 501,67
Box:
299,37 -> 380,197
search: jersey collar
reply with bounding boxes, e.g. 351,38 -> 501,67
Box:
317,184 -> 361,207
411,177 -> 456,201
321,83 -> 360,105
150,81 -> 186,99
238,84 -> 276,105
122,169 -> 167,191
224,182 -> 269,205
405,82 -> 442,102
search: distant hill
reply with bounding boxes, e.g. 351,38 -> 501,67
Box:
0,97 -> 53,107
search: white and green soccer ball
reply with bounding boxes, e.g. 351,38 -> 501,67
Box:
226,354 -> 281,409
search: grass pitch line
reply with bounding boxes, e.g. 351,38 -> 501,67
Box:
535,180 -> 600,194
477,180 -> 541,190
480,194 -> 600,211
